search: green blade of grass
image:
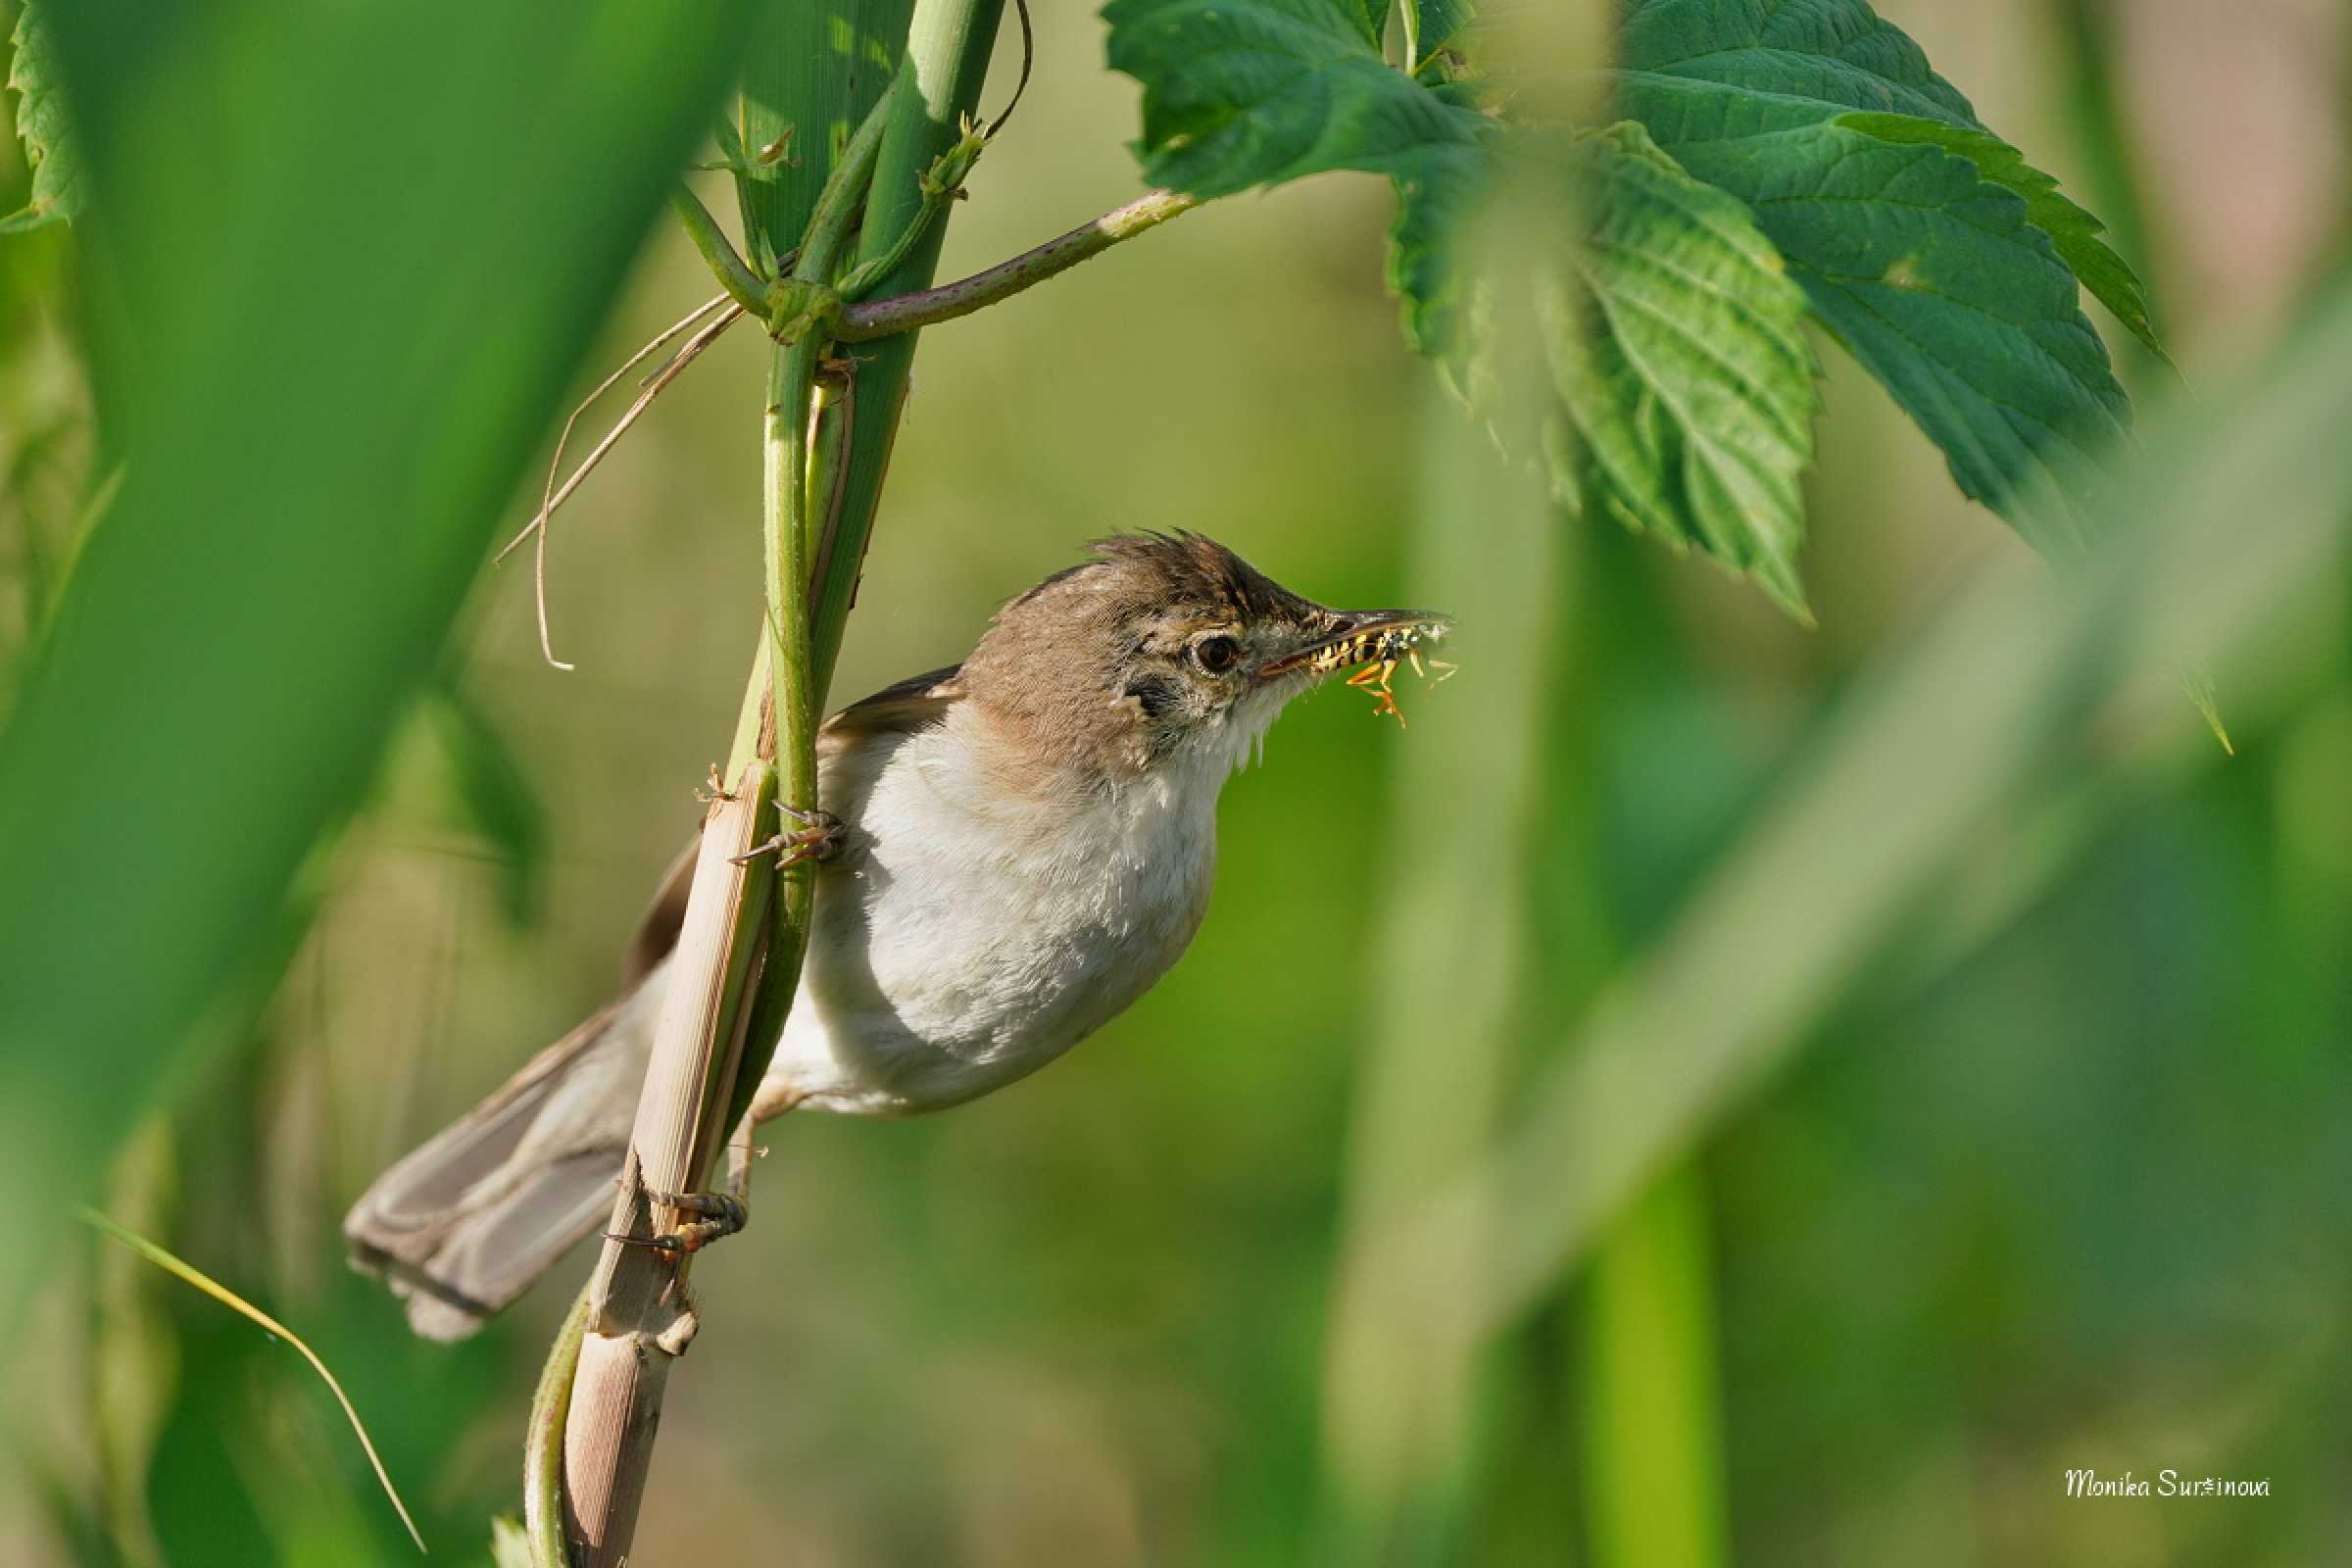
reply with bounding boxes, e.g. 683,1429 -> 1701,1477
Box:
0,0 -> 747,1348
75,1206 -> 426,1553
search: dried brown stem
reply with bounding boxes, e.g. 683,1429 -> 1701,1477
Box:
560,762 -> 775,1564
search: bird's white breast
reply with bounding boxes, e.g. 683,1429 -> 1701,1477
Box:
762,709 -> 1222,1114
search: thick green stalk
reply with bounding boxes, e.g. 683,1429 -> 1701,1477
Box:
734,0 -> 1005,1078
808,0 -> 1008,698
725,78 -> 906,1111
761,76 -> 895,705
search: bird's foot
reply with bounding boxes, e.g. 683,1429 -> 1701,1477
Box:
729,802 -> 844,867
607,1188 -> 748,1258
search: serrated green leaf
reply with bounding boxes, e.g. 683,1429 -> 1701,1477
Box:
1386,139 -> 1488,362
2,2 -> 84,231
1544,123 -> 1818,613
1618,0 -> 2134,557
1395,123 -> 1820,612
1666,116 -> 2129,558
1616,0 -> 1981,132
1103,0 -> 1485,198
1838,111 -> 2169,365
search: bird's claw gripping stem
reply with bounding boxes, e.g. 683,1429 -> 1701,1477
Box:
730,802 -> 844,867
606,1188 -> 748,1258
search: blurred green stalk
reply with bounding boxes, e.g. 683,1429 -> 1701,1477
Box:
1579,1168 -> 1728,1568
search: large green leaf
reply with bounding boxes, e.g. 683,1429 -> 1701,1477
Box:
1102,0 -> 1486,197
1659,108 -> 2129,557
1613,2 -> 2161,360
1536,123 -> 1817,612
0,0 -> 745,1340
1839,111 -> 2167,364
1617,0 -> 2135,551
1393,125 -> 1818,611
0,2 -> 83,232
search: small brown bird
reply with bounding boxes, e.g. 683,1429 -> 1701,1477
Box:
347,533 -> 1449,1338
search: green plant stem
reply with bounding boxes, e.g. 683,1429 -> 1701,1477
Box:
764,333 -> 821,743
835,126 -> 984,299
534,11 -> 936,1562
735,0 -> 1007,1093
549,83 -> 901,1568
760,75 -> 896,701
763,332 -> 822,906
669,185 -> 770,316
716,84 -> 903,1122
838,188 -> 1199,340
760,73 -> 897,783
524,1285 -> 590,1567
807,0 -> 1007,698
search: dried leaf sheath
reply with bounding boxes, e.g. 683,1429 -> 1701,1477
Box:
560,760 -> 775,1559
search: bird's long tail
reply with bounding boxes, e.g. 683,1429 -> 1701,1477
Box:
343,964 -> 668,1340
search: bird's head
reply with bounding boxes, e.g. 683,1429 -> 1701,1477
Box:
959,533 -> 1451,785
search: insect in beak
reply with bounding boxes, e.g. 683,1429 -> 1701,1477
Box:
1254,610 -> 1457,726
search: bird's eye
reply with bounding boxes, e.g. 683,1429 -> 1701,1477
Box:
1193,634 -> 1242,674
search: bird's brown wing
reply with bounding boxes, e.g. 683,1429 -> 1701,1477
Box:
620,663 -> 965,983
816,662 -> 964,755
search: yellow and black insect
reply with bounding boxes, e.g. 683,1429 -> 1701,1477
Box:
1308,619 -> 1456,727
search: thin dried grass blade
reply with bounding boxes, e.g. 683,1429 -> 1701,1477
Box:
76,1205 -> 428,1554
498,301 -> 747,668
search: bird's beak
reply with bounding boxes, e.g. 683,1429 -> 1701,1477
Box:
1252,607 -> 1455,683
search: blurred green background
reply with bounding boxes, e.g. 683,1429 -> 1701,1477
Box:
4,1 -> 2350,1564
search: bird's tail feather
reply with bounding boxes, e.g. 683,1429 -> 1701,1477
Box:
344,972 -> 664,1340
